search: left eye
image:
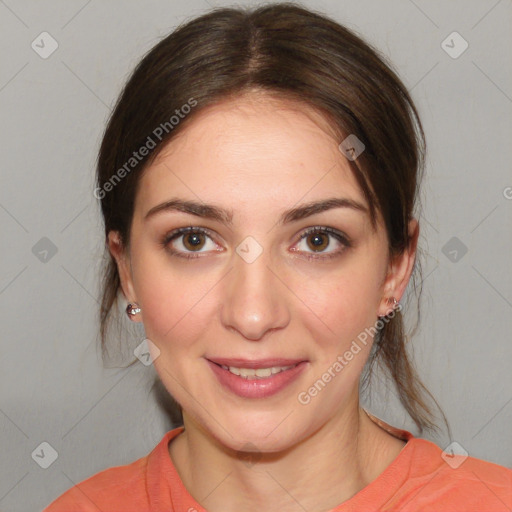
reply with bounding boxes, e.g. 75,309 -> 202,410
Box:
292,227 -> 350,260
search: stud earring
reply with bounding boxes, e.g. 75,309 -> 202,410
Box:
126,302 -> 141,317
386,297 -> 399,308
378,297 -> 399,318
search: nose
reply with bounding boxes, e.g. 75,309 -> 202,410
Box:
220,246 -> 290,341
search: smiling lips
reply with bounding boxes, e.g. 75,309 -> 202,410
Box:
206,357 -> 308,398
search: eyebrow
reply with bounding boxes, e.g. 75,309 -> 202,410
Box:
144,197 -> 368,225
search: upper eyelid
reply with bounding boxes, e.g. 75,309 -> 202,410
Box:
162,226 -> 213,245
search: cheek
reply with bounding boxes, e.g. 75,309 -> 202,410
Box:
130,248 -> 220,351
127,246 -> 169,329
296,262 -> 382,348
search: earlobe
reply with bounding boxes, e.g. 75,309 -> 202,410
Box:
378,218 -> 419,317
378,297 -> 399,318
107,230 -> 137,305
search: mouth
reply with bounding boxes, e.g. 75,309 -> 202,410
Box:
212,361 -> 301,379
206,357 -> 308,398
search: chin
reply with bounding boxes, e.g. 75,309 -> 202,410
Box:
201,409 -> 309,455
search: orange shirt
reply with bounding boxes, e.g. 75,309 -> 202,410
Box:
43,412 -> 512,512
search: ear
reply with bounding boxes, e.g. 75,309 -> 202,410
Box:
107,230 -> 137,306
377,218 -> 419,317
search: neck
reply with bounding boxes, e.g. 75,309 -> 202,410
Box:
168,401 -> 403,512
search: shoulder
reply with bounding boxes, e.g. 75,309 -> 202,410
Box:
388,437 -> 512,511
42,455 -> 149,512
42,428 -> 182,512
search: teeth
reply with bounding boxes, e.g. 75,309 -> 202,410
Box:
220,364 -> 296,379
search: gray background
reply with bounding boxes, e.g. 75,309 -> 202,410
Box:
1,0 -> 511,510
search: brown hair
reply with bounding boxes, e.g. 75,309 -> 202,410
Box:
96,2 -> 449,436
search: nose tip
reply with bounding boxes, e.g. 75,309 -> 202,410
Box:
226,323 -> 280,342
223,295 -> 285,341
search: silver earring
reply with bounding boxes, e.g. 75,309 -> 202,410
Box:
378,297 -> 399,318
387,297 -> 399,308
126,302 -> 141,317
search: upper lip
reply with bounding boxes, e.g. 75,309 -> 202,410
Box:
206,357 -> 306,369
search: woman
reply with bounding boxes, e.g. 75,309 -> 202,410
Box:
44,3 -> 512,511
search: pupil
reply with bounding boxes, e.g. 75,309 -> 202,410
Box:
312,235 -> 323,246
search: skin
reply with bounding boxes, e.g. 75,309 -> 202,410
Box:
109,91 -> 419,512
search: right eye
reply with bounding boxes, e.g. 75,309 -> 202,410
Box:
161,227 -> 222,259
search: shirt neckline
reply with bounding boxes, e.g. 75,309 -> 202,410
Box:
155,408 -> 418,511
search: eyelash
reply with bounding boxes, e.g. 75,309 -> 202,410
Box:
160,226 -> 352,261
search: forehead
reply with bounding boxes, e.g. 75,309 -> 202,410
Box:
153,92 -> 343,164
136,93 -> 367,218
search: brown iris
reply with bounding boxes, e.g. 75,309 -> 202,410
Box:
183,232 -> 206,251
306,232 -> 329,252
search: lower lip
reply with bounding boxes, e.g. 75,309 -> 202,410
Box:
206,360 -> 308,399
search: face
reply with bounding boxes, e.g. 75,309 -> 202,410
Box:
110,92 -> 416,453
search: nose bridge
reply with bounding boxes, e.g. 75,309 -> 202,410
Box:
220,237 -> 289,340
235,241 -> 273,293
